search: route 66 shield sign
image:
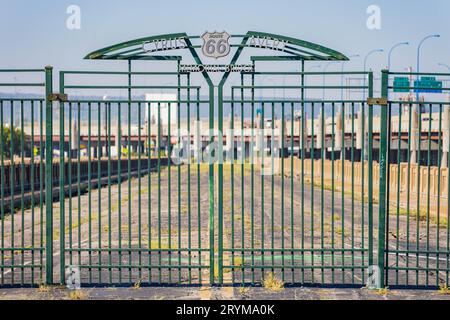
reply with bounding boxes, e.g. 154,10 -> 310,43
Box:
202,31 -> 231,59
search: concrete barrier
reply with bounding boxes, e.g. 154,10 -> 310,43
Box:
0,157 -> 169,213
281,158 -> 449,218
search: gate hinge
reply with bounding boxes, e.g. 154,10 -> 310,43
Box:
367,97 -> 388,106
47,93 -> 68,102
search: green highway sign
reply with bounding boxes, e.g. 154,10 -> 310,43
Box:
414,76 -> 443,93
393,77 -> 410,92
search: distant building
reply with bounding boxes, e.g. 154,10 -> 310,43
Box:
145,93 -> 178,127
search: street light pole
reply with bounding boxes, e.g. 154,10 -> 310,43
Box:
438,63 -> 450,102
341,54 -> 360,118
416,34 -> 440,103
437,63 -> 450,168
259,76 -> 276,101
388,42 -> 410,70
363,49 -> 384,100
304,65 -> 320,101
307,65 -> 321,72
384,42 -> 408,196
362,49 -> 383,161
438,62 -> 450,73
387,42 -> 409,101
323,61 -> 338,100
103,94 -> 108,157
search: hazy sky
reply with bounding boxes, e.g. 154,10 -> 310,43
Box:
0,0 -> 449,73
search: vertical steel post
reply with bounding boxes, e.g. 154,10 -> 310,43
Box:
59,72 -> 65,284
217,85 -> 223,284
368,72 -> 374,267
209,84 -> 215,285
377,69 -> 389,288
45,66 -> 53,284
300,61 -> 305,283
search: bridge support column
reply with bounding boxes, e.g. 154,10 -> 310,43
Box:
278,118 -> 286,157
442,106 -> 449,168
194,120 -> 202,162
115,125 -> 122,158
356,107 -> 364,160
226,114 -> 234,161
316,109 -> 323,152
71,117 -> 78,159
335,110 -> 344,161
410,105 -> 419,164
45,66 -> 54,285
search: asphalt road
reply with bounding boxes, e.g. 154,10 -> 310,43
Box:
0,163 -> 448,288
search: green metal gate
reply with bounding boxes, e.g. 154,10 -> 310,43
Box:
381,70 -> 450,289
0,68 -> 48,286
217,65 -> 375,286
1,31 -> 449,289
56,64 -> 215,286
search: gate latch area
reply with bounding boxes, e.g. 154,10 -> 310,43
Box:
47,93 -> 68,102
367,97 -> 388,106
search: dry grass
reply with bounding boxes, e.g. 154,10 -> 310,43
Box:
134,279 -> 142,289
68,290 -> 88,300
239,286 -> 250,295
262,272 -> 284,292
147,240 -> 170,250
375,287 -> 389,296
38,284 -> 50,293
397,207 -> 448,228
438,284 -> 450,295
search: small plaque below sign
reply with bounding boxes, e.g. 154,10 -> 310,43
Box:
179,64 -> 254,73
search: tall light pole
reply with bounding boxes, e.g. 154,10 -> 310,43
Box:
307,65 -> 321,72
323,61 -> 338,100
341,54 -> 360,118
319,62 -> 336,160
305,65 -> 320,101
388,42 -> 409,70
363,49 -> 384,100
438,62 -> 450,73
259,76 -> 276,101
103,95 -> 108,158
438,63 -> 450,102
416,34 -> 440,103
387,42 -> 409,101
257,76 -> 276,129
384,42 -> 408,191
362,49 -> 383,161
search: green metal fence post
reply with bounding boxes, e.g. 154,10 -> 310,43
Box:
209,84 -> 215,285
217,84 -> 223,284
377,69 -> 389,288
45,66 -> 54,285
368,72 -> 374,268
59,72 -> 65,284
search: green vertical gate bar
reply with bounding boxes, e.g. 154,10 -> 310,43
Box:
59,72 -> 65,284
367,72 -> 374,267
217,85 -> 224,284
127,60 -> 132,283
209,84 -> 215,285
177,64 -> 181,284
183,36 -> 216,284
0,100 -> 4,286
377,69 -> 389,288
45,66 -> 54,285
